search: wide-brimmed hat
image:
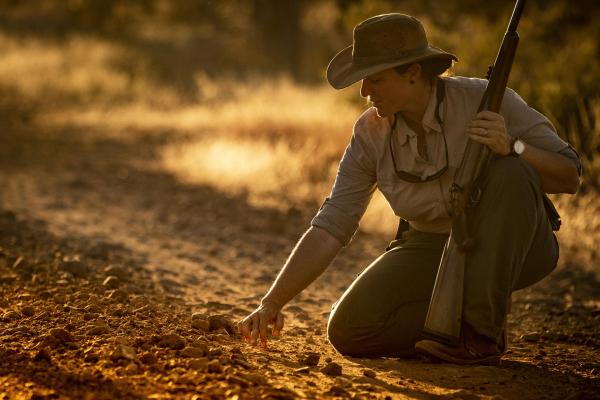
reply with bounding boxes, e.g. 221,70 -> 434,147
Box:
327,13 -> 457,89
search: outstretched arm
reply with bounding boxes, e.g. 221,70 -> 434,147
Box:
238,226 -> 343,346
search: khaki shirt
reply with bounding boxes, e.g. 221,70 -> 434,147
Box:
311,76 -> 579,246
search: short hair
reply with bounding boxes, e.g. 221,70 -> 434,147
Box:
394,57 -> 453,81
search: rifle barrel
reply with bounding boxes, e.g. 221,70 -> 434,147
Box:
507,0 -> 526,33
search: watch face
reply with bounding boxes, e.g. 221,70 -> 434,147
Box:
515,140 -> 525,155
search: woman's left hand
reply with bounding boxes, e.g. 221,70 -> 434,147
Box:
467,111 -> 512,156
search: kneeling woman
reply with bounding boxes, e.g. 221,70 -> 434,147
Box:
238,13 -> 580,364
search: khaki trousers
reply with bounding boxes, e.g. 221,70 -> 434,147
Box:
327,157 -> 558,357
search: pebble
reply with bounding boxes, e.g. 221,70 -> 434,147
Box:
363,369 -> 376,379
238,372 -> 267,385
299,352 -> 320,367
12,257 -> 33,275
104,265 -> 129,281
48,328 -> 74,344
208,315 -> 236,334
59,260 -> 88,277
110,344 -> 137,362
33,348 -> 52,362
321,362 -> 342,376
158,333 -> 186,350
208,360 -> 223,373
327,385 -> 349,397
191,318 -> 210,331
2,310 -> 20,321
189,358 -> 209,371
227,374 -> 251,388
103,276 -> 120,289
125,363 -> 139,375
84,304 -> 103,314
181,346 -> 208,358
84,350 -> 99,363
86,324 -> 109,336
139,352 -> 158,365
521,332 -> 541,342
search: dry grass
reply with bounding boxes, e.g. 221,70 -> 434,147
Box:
1,31 -> 596,251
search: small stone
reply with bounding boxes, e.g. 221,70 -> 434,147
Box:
103,276 -> 120,289
104,265 -> 129,281
49,328 -> 74,343
158,333 -> 186,350
192,312 -> 207,320
191,318 -> 210,331
107,289 -> 128,303
208,359 -> 223,373
125,363 -> 139,375
110,344 -> 136,362
84,350 -> 99,363
299,352 -> 320,367
59,259 -> 88,277
327,385 -> 349,397
181,346 -> 208,358
238,372 -> 267,385
12,257 -> 33,276
86,324 -> 109,336
2,310 -> 20,321
521,332 -> 541,342
208,315 -> 236,334
84,304 -> 103,314
363,369 -> 376,379
227,374 -> 251,388
33,348 -> 52,362
0,297 -> 10,307
325,357 -> 333,363
321,362 -> 342,376
139,352 -> 158,365
188,358 -> 209,371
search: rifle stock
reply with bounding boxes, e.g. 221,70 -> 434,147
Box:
423,0 -> 526,345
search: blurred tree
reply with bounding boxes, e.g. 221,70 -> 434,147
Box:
251,0 -> 306,78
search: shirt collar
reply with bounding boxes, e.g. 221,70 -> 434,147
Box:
422,82 -> 443,133
393,82 -> 443,145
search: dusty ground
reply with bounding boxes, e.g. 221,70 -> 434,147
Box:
0,99 -> 599,400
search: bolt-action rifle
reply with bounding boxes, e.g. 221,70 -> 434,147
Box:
423,0 -> 527,345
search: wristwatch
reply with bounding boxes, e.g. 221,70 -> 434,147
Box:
510,137 -> 526,157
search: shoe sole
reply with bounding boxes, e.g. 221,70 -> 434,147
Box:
415,340 -> 502,366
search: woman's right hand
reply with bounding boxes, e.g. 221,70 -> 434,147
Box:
238,301 -> 284,348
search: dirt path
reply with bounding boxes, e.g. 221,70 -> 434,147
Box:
0,110 -> 599,399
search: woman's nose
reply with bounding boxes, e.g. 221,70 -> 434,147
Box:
360,80 -> 370,98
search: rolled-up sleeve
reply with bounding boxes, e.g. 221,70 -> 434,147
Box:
501,88 -> 582,173
311,122 -> 378,246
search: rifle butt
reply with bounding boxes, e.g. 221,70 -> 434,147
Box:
422,233 -> 465,346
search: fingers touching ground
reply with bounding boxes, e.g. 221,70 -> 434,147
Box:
238,306 -> 285,348
273,312 -> 284,337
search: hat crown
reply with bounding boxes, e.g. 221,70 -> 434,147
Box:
352,14 -> 428,62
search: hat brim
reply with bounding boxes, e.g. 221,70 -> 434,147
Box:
326,44 -> 458,89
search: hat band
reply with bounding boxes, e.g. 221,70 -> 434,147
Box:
352,46 -> 430,67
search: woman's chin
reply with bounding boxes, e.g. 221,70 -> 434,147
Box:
373,106 -> 390,118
